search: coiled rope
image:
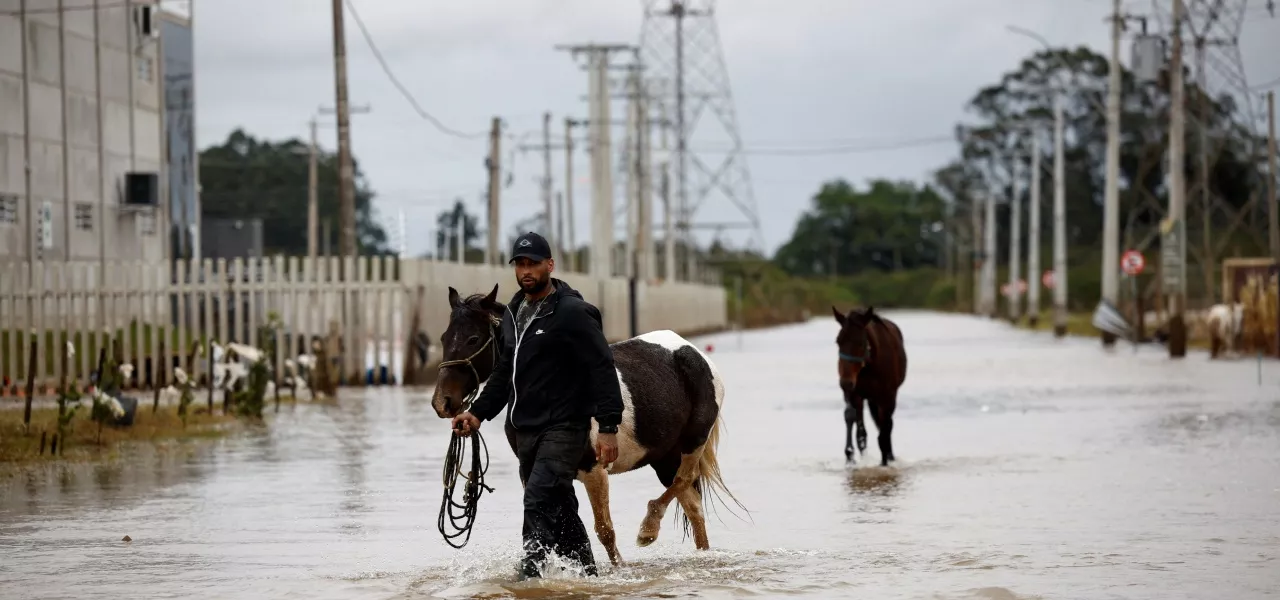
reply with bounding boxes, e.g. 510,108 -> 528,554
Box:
438,422 -> 493,548
436,316 -> 501,549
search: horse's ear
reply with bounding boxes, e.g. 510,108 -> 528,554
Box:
865,305 -> 875,317
483,283 -> 500,307
832,305 -> 846,326
448,286 -> 461,309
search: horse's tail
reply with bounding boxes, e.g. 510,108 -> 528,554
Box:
671,345 -> 750,538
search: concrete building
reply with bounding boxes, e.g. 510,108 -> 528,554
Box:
0,0 -> 168,263
159,5 -> 198,261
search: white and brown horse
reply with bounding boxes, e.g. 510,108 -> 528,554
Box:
431,284 -> 744,565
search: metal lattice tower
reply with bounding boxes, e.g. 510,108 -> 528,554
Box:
638,0 -> 764,278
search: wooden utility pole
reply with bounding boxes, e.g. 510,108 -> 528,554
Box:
330,0 -> 356,257
487,117 -> 502,265
307,118 -> 319,261
1268,91 -> 1277,262
1166,0 -> 1189,358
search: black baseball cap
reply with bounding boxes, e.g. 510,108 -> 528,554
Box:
509,231 -> 552,263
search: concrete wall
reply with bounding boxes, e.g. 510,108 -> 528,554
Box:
0,0 -> 166,263
400,260 -> 728,344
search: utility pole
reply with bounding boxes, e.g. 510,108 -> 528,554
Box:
487,117 -> 502,265
1166,0 -> 1189,358
1008,148 -> 1023,323
565,117 -> 578,272
983,187 -> 998,319
637,72 -> 655,282
659,101 -> 675,282
972,191 -> 983,314
556,44 -> 633,278
307,118 -> 319,262
1100,0 -> 1124,346
1053,94 -> 1069,337
1269,91 -> 1278,262
542,112 -> 555,256
1028,134 -> 1043,327
330,0 -> 356,257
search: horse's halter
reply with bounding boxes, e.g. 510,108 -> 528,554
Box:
838,339 -> 872,364
436,314 -> 502,410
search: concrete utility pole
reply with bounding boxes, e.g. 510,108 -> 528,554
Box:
487,117 -> 502,265
1028,134 -> 1043,327
556,44 -> 632,278
637,72 -> 655,282
330,0 -> 357,257
1269,91 -> 1278,262
983,187 -> 998,318
1053,94 -> 1069,337
308,118 -> 319,262
624,70 -> 640,279
541,112 -> 555,256
1165,0 -> 1189,358
972,190 -> 983,314
659,101 -> 675,282
1100,0 -> 1124,346
565,117 -> 578,272
1008,148 -> 1023,323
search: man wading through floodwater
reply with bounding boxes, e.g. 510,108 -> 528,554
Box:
451,231 -> 623,579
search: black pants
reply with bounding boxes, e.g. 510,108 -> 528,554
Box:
515,421 -> 596,578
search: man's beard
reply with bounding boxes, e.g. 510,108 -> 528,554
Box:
519,274 -> 550,295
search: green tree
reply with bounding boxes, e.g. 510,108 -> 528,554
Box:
434,199 -> 484,262
199,129 -> 391,256
774,178 -> 947,277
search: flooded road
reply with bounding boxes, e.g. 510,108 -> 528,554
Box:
2,312 -> 1278,599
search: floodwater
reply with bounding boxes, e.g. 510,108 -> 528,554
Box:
2,312 -> 1279,599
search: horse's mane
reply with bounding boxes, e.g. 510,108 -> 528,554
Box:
455,293 -> 505,322
853,307 -> 884,325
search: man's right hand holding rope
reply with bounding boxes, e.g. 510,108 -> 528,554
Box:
452,412 -> 481,436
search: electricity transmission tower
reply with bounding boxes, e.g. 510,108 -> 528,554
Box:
638,0 -> 764,281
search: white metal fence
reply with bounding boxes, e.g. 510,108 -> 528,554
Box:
0,257 -> 728,393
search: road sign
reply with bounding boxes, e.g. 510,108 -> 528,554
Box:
1121,249 -> 1145,276
1042,270 -> 1055,289
1161,218 -> 1184,288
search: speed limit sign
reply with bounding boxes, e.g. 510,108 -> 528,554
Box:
1121,250 -> 1145,276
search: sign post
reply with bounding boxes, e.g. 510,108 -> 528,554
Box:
1121,250 -> 1146,351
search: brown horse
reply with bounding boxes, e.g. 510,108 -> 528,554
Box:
832,305 -> 907,466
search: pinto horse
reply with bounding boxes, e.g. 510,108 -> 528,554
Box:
432,284 -> 744,565
833,305 -> 907,466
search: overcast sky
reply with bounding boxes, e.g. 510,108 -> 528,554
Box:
188,0 -> 1279,258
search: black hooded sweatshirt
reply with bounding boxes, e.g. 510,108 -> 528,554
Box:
467,278 -> 624,432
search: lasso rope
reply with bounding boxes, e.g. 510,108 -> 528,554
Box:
436,316 -> 502,549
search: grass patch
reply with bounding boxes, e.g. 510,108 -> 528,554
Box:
0,405 -> 238,473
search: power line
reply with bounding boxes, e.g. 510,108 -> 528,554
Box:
342,0 -> 489,141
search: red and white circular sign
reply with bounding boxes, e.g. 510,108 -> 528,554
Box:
1121,250 -> 1145,276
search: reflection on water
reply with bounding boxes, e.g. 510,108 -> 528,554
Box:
845,465 -> 903,498
2,314 -> 1279,599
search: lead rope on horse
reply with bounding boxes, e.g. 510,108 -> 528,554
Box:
436,318 -> 501,549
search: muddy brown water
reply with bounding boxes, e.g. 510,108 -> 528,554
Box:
2,312 -> 1278,599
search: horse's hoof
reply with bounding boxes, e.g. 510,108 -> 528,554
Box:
636,534 -> 656,547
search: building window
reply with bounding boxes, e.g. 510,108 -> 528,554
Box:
137,56 -> 153,82
74,203 -> 94,231
0,195 -> 17,224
